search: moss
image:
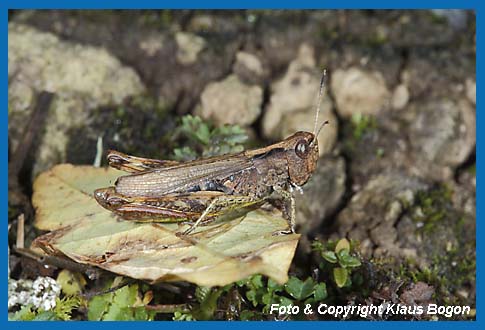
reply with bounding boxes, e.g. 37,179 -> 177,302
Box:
89,94 -> 174,162
399,184 -> 476,310
412,185 -> 453,234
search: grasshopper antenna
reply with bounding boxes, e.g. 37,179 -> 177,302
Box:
311,69 -> 328,145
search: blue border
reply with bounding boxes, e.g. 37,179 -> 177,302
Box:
4,0 -> 481,328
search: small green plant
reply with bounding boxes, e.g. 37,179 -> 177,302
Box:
87,277 -> 156,321
412,185 -> 453,233
237,274 -> 327,314
171,274 -> 328,321
10,296 -> 81,321
350,113 -> 377,140
312,238 -> 362,288
171,115 -> 248,161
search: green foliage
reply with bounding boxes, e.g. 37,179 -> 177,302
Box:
88,280 -> 156,321
170,273 -> 329,321
9,296 -> 80,321
171,115 -> 248,161
9,305 -> 37,321
412,185 -> 453,233
53,296 -> 81,320
351,113 -> 377,140
312,238 -> 362,288
237,274 -> 327,314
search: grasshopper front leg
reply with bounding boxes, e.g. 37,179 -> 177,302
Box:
272,187 -> 296,235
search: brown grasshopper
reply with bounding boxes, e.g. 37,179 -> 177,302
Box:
94,71 -> 329,235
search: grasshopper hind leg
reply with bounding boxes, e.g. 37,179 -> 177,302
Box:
180,198 -> 219,236
178,195 -> 260,236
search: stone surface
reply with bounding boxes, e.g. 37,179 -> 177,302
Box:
262,43 -> 337,155
408,98 -> 475,173
391,84 -> 410,110
234,51 -> 264,77
279,105 -> 338,156
331,67 -> 391,118
195,74 -> 263,126
233,51 -> 266,85
8,23 -> 145,177
466,79 -> 476,105
295,155 -> 346,235
175,31 -> 206,65
335,173 -> 428,259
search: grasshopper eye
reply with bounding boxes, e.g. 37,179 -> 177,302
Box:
295,140 -> 309,158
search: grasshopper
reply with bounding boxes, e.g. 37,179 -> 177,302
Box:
94,71 -> 329,235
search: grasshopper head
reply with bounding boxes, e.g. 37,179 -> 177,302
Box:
284,131 -> 319,187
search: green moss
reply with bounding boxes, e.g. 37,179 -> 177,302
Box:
399,184 -> 476,310
412,185 -> 453,233
90,93 -> 173,161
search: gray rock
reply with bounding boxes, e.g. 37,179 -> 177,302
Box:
12,11 -> 241,114
391,83 -> 410,110
262,43 -> 337,155
431,9 -> 468,31
234,51 -> 264,77
295,155 -> 346,235
279,107 -> 338,156
408,98 -> 475,179
344,95 -> 475,183
233,51 -> 267,85
8,23 -> 145,177
175,32 -> 206,65
331,67 -> 391,118
195,74 -> 263,126
466,79 -> 476,105
336,172 -> 428,258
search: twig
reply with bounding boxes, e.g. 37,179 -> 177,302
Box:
9,91 -> 54,178
145,304 -> 190,314
16,213 -> 25,249
14,247 -> 104,280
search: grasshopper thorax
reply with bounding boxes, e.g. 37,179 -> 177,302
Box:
283,131 -> 319,187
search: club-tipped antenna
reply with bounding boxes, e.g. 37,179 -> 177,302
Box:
312,69 -> 327,137
315,120 -> 329,138
310,69 -> 329,147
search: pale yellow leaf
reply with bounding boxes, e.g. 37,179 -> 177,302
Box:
32,164 -> 300,286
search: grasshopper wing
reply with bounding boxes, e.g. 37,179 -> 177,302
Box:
107,150 -> 180,173
114,153 -> 255,197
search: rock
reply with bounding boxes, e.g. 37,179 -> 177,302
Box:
196,74 -> 263,126
175,32 -> 206,65
262,43 -> 337,155
295,155 -> 346,235
12,11 -> 241,114
391,84 -> 410,110
466,79 -> 476,105
335,173 -> 428,258
452,169 -> 476,219
430,9 -> 468,31
344,94 -> 475,183
408,98 -> 475,173
279,106 -> 338,156
138,35 -> 164,57
331,67 -> 391,118
405,50 -> 475,100
8,23 -> 145,177
233,51 -> 266,85
234,51 -> 264,77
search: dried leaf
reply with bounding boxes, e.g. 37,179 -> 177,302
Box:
32,164 -> 300,286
